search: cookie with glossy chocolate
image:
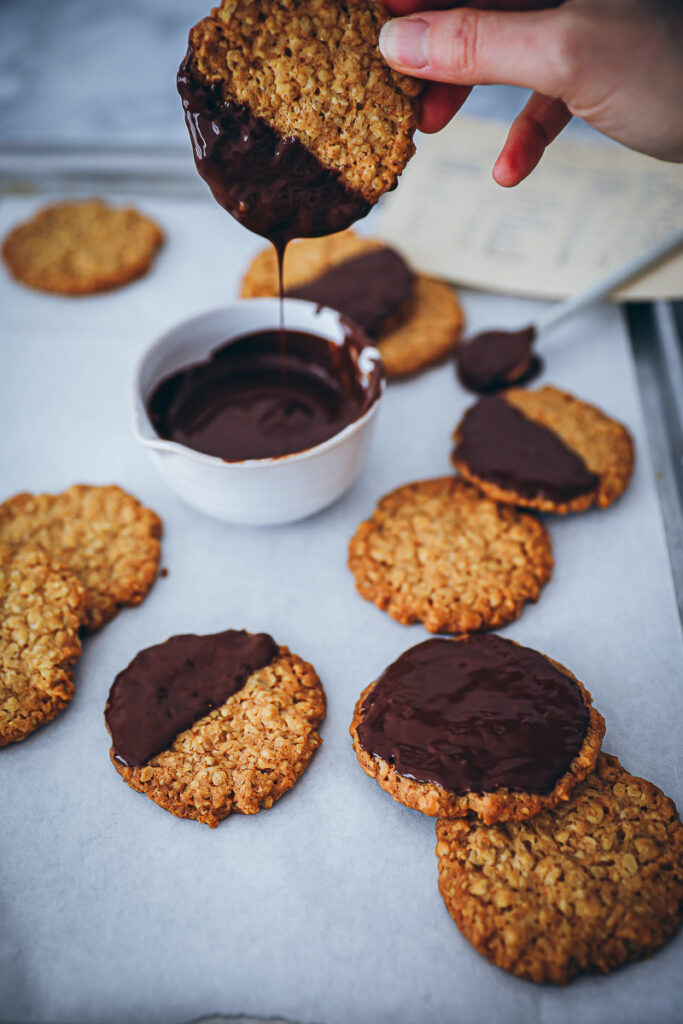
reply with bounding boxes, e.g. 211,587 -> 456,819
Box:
0,485 -> 162,633
2,199 -> 163,295
241,231 -> 465,377
180,1 -> 421,243
452,387 -> 635,514
348,477 -> 553,634
436,753 -> 683,983
105,630 -> 326,827
0,546 -> 87,746
350,635 -> 604,823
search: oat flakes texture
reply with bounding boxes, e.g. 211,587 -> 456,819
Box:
348,477 -> 553,633
2,199 -> 164,295
453,386 -> 635,514
187,0 -> 422,203
436,754 -> 683,984
241,230 -> 465,377
0,485 -> 162,633
0,546 -> 87,746
110,646 -> 326,828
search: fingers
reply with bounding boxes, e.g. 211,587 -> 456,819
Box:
379,6 -> 571,94
418,83 -> 472,133
384,1 -> 564,12
492,91 -> 572,186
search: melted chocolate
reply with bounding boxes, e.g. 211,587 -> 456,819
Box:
456,325 -> 541,393
453,396 -> 599,502
177,55 -> 372,250
148,326 -> 379,461
288,248 -> 415,338
105,630 -> 278,766
357,635 -> 589,795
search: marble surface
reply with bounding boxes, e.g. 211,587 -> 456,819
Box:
0,0 -> 600,146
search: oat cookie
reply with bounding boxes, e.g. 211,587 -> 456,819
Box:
0,485 -> 162,632
241,231 -> 465,377
2,199 -> 164,295
0,546 -> 87,746
350,635 -> 604,822
436,754 -> 683,983
348,477 -> 553,634
109,644 -> 326,828
188,0 -> 422,204
452,386 -> 635,514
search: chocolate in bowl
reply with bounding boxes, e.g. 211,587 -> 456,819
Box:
133,299 -> 385,524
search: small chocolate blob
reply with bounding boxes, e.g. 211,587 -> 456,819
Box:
456,325 -> 540,394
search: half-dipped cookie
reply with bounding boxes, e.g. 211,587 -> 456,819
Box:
106,629 -> 326,827
241,231 -> 465,377
452,387 -> 634,514
179,1 -> 422,244
350,634 -> 604,823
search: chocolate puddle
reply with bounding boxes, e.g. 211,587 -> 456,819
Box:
357,635 -> 589,795
456,325 -> 541,393
453,395 -> 599,503
105,630 -> 278,766
148,325 -> 379,461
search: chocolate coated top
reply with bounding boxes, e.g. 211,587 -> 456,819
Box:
456,325 -> 541,393
105,629 -> 278,766
357,635 -> 589,795
453,396 -> 599,502
288,248 -> 415,338
148,327 -> 378,461
178,54 -> 371,249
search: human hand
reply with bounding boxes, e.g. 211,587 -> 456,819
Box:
380,0 -> 683,185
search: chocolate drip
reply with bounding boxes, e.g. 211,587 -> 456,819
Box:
288,248 -> 415,337
105,630 -> 278,766
456,326 -> 541,393
453,395 -> 599,502
148,326 -> 378,461
177,54 -> 372,249
357,635 -> 589,795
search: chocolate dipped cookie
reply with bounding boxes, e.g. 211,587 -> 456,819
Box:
350,634 -> 605,823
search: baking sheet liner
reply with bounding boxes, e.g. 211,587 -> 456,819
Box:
1,193 -> 681,1024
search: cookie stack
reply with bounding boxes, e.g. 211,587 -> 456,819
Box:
0,484 -> 161,745
349,634 -> 683,983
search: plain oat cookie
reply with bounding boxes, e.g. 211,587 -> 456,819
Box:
436,754 -> 683,984
2,199 -> 164,295
0,485 -> 162,633
348,477 -> 553,634
0,546 -> 87,746
188,0 -> 422,204
110,646 -> 326,828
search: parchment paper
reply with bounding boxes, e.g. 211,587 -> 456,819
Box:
378,115 -> 683,301
1,192 -> 682,1024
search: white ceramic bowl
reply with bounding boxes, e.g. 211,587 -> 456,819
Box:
132,299 -> 384,524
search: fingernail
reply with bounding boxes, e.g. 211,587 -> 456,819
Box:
379,18 -> 429,71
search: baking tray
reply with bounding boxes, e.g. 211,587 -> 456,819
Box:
1,146 -> 682,1024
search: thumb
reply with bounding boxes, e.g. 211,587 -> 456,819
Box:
379,7 -> 572,96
